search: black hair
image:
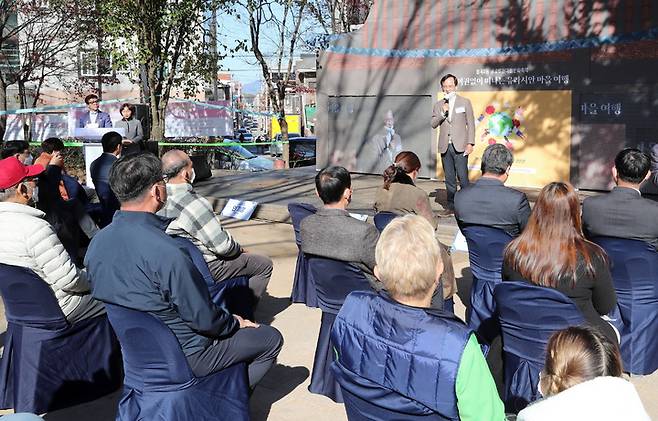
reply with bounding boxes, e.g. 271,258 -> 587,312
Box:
84,94 -> 99,104
1,141 -> 29,159
101,131 -> 123,153
109,153 -> 163,203
41,137 -> 64,153
481,143 -> 514,175
615,148 -> 650,184
315,166 -> 351,204
119,103 -> 136,118
382,166 -> 415,190
440,74 -> 458,87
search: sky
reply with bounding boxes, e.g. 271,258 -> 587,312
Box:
216,6 -> 320,86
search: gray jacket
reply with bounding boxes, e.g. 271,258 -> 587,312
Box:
582,186 -> 658,251
300,207 -> 381,289
114,118 -> 144,143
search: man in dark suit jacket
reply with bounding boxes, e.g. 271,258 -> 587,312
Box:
300,166 -> 381,289
431,74 -> 475,215
78,94 -> 112,128
90,131 -> 122,227
583,148 -> 658,251
454,143 -> 531,237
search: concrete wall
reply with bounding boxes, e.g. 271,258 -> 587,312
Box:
316,0 -> 658,190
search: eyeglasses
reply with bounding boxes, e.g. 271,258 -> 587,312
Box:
87,100 -> 99,104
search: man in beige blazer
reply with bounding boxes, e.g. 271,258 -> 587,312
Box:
431,74 -> 475,215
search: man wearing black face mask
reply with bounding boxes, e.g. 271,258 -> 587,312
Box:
158,150 -> 274,306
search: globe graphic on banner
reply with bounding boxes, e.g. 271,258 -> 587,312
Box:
488,112 -> 514,137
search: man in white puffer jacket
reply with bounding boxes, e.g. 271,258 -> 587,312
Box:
0,156 -> 105,323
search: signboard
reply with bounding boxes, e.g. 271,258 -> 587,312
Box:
220,199 -> 258,221
271,115 -> 301,137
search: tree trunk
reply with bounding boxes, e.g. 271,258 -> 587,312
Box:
0,77 -> 7,142
145,62 -> 164,142
17,79 -> 31,142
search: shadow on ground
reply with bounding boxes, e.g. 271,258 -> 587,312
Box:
255,292 -> 292,326
455,266 -> 473,317
250,364 -> 310,421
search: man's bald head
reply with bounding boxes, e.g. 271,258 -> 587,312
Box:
162,149 -> 194,184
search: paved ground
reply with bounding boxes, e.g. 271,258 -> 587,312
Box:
0,168 -> 656,419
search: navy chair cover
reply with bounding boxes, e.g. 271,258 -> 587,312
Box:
373,212 -> 398,232
494,281 -> 585,413
591,236 -> 658,375
94,180 -> 120,228
307,256 -> 372,403
461,225 -> 513,343
288,203 -> 318,307
104,303 -> 250,421
172,236 -> 253,320
0,264 -> 122,414
341,388 -> 445,421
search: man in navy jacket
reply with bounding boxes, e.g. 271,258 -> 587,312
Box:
78,94 -> 112,128
85,153 -> 282,387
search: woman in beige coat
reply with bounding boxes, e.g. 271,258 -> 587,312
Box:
374,151 -> 457,309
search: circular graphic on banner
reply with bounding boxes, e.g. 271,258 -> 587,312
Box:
488,112 -> 514,137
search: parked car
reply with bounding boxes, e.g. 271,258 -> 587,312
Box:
289,136 -> 316,168
218,140 -> 273,172
269,132 -> 301,156
236,128 -> 253,142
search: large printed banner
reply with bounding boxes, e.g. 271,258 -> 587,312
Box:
66,100 -> 233,139
164,101 -> 232,138
327,95 -> 433,177
436,90 -> 572,189
4,113 -> 68,141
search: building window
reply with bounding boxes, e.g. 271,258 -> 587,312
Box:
78,48 -> 114,77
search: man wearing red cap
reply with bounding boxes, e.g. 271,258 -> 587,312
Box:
0,157 -> 105,322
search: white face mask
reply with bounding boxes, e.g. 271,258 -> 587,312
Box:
189,168 -> 196,184
444,91 -> 456,101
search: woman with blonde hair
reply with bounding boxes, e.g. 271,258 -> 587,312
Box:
331,215 -> 505,420
517,326 -> 649,420
502,182 -> 618,343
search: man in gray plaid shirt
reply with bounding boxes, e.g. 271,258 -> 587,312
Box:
158,150 -> 273,303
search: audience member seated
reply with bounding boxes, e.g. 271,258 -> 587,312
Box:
503,182 -> 618,344
373,150 -> 457,306
90,131 -> 122,227
301,166 -> 381,289
582,148 -> 658,251
85,153 -> 283,387
1,140 -> 32,163
0,157 -> 105,323
516,326 -> 650,421
455,143 -> 531,237
35,137 -> 99,262
158,150 -> 273,304
374,151 -> 438,225
331,215 -> 505,420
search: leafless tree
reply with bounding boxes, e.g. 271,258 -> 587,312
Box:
239,0 -> 308,166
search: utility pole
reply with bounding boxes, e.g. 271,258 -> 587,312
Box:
209,7 -> 218,101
